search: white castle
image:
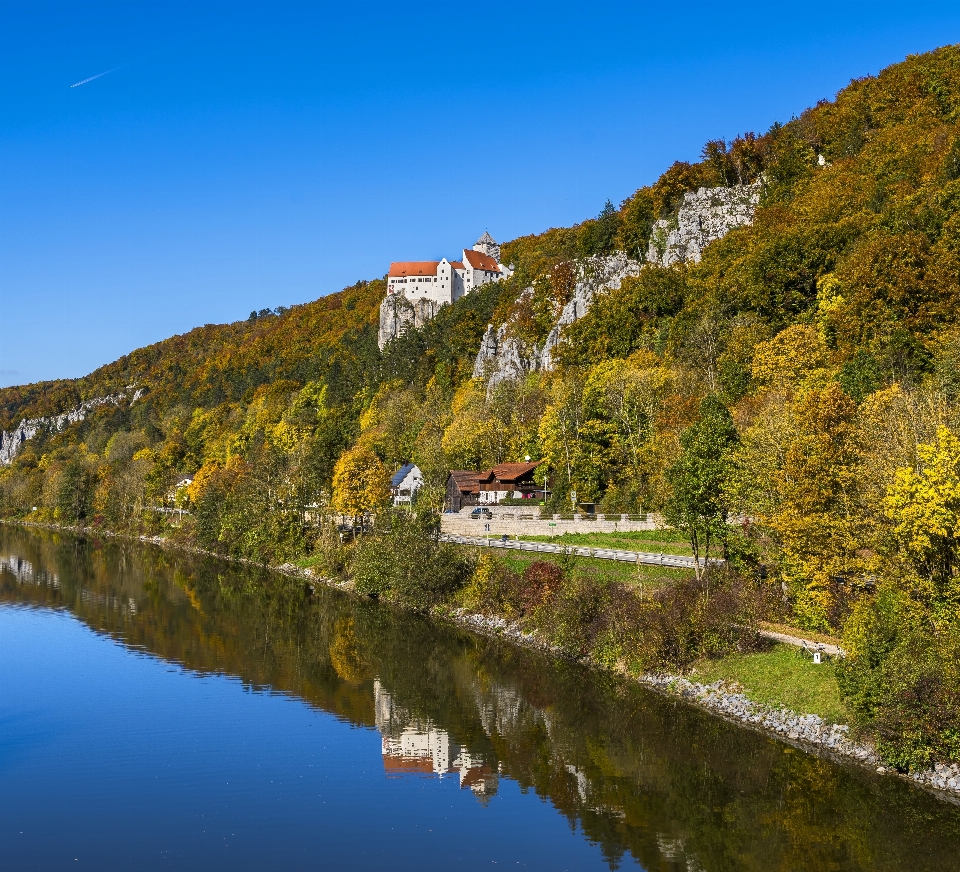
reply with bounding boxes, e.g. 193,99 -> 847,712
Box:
386,232 -> 511,307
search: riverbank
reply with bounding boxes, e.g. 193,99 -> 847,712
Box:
4,517 -> 959,803
445,606 -> 960,803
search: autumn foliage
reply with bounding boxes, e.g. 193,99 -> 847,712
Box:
2,46 -> 960,768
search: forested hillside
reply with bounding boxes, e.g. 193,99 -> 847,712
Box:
3,46 -> 959,769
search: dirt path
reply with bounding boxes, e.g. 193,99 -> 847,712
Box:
758,627 -> 845,657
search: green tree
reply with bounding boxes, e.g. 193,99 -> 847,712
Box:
352,508 -> 474,609
664,396 -> 739,579
615,189 -> 655,260
56,456 -> 93,523
577,200 -> 620,257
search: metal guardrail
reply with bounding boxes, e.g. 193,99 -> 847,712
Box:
439,534 -> 722,569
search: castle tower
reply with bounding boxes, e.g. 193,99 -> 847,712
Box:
473,231 -> 500,262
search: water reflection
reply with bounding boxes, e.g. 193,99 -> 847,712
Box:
3,526 -> 960,872
376,679 -> 500,798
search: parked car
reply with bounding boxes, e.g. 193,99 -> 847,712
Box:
470,507 -> 493,520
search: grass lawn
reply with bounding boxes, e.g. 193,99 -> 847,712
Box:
688,643 -> 849,724
488,549 -> 691,587
519,529 -> 693,556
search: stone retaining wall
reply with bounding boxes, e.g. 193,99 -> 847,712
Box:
441,510 -> 660,537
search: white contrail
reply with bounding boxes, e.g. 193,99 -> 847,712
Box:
70,63 -> 130,88
69,37 -> 192,89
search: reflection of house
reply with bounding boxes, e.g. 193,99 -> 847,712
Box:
374,680 -> 498,799
381,724 -> 453,775
390,463 -> 423,506
452,749 -> 499,798
445,461 -> 543,511
1,553 -> 59,588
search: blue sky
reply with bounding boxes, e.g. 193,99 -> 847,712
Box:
1,1 -> 958,389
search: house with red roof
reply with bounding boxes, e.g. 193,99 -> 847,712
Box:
445,460 -> 543,511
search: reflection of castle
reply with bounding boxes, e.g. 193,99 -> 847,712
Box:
1,553 -> 59,587
374,680 -> 498,799
0,551 -> 141,614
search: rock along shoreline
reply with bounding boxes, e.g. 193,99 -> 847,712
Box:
4,519 -> 959,804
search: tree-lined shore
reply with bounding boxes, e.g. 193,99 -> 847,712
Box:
2,47 -> 959,776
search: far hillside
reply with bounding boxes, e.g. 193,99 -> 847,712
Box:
4,44 -> 960,773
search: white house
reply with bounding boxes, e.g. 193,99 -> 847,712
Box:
386,233 -> 511,307
390,463 -> 423,506
167,477 -> 193,506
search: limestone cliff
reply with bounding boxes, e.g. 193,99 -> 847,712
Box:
377,294 -> 441,350
380,181 -> 761,369
0,388 -> 143,466
472,253 -> 642,391
647,179 -> 762,267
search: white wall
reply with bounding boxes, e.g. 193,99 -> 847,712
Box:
389,264 -> 451,306
392,466 -> 423,505
388,244 -> 505,308
452,265 -> 466,301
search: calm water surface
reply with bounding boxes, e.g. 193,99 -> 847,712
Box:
2,527 -> 960,871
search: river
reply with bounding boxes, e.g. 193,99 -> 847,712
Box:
2,526 -> 959,871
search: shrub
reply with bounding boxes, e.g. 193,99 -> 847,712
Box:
460,557 -> 564,619
632,571 -> 760,668
313,519 -> 350,576
465,553 -> 773,669
460,554 -> 524,618
531,565 -> 625,659
837,585 -> 960,770
520,561 -> 565,613
351,509 -> 474,610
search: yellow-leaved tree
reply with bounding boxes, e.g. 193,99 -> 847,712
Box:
331,445 -> 390,524
750,324 -> 832,390
441,379 -> 504,470
884,425 -> 960,605
730,380 -> 869,630
769,383 -> 868,629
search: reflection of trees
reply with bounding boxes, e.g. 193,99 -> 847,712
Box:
3,527 -> 960,872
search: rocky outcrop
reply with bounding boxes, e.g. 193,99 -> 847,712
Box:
471,307 -> 533,389
647,179 -> 762,267
377,294 -> 441,350
0,389 -> 142,466
381,181 -> 762,374
473,253 -> 642,390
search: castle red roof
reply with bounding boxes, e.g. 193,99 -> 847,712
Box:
463,249 -> 501,271
382,755 -> 436,774
388,261 -> 440,277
